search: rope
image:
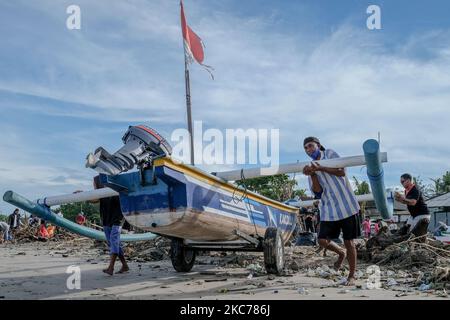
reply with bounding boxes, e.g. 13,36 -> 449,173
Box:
232,169 -> 259,238
232,169 -> 249,203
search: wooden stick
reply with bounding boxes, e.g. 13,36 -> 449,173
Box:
385,234 -> 427,249
418,242 -> 450,255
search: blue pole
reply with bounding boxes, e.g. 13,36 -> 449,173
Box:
3,191 -> 157,242
363,139 -> 393,220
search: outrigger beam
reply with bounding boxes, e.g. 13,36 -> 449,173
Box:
3,191 -> 157,242
289,192 -> 394,209
212,153 -> 387,181
36,188 -> 118,207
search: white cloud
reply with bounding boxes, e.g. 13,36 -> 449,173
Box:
1,1 -> 450,212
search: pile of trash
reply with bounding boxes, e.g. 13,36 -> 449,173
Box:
10,225 -> 79,243
294,232 -> 317,246
358,234 -> 450,291
8,226 -> 39,242
52,227 -> 81,241
305,264 -> 346,280
123,237 -> 171,262
218,253 -> 263,268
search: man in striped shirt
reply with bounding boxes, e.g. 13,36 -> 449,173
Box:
302,137 -> 361,286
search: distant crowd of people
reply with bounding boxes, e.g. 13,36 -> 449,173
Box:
0,208 -> 60,243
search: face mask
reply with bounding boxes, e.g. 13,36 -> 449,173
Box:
309,148 -> 321,160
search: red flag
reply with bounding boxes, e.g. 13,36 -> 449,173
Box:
180,0 -> 214,78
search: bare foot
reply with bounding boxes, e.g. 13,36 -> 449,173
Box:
333,250 -> 346,270
116,266 -> 129,274
344,276 -> 356,286
102,268 -> 114,276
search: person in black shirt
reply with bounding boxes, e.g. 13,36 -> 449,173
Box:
8,208 -> 22,230
304,212 -> 314,233
395,173 -> 430,237
312,201 -> 320,232
122,220 -> 132,232
93,176 -> 129,276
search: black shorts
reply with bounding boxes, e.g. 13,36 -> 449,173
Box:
318,214 -> 361,241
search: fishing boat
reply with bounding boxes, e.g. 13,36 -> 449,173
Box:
3,125 -> 391,274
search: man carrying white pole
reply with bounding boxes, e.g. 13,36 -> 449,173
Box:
302,137 -> 361,286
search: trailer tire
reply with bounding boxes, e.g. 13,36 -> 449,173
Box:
170,238 -> 196,272
263,227 -> 285,275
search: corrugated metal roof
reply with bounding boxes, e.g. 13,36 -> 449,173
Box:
426,192 -> 450,208
361,200 -> 407,211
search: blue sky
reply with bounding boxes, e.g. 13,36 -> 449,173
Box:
1,0 -> 450,214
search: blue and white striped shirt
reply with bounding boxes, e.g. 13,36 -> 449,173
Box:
308,149 -> 360,222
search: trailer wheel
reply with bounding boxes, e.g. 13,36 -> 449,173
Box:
263,227 -> 285,275
170,238 -> 196,272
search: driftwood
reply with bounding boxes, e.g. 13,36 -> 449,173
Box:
356,219 -> 450,287
366,230 -> 410,251
366,218 -> 430,251
10,225 -> 81,243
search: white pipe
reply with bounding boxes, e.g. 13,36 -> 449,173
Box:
213,153 -> 387,181
37,152 -> 387,206
37,188 -> 119,207
290,192 -> 395,208
289,193 -> 374,208
290,193 -> 376,208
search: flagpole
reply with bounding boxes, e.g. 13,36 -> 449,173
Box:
184,52 -> 195,165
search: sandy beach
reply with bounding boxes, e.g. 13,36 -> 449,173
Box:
0,240 -> 447,300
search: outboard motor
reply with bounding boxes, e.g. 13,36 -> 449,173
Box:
86,125 -> 172,175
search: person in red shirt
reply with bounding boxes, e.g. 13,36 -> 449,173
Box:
76,213 -> 86,225
39,220 -> 49,239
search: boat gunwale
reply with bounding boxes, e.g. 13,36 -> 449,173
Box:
153,157 -> 299,214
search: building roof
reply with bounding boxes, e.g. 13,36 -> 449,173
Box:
363,199 -> 407,211
426,192 -> 450,208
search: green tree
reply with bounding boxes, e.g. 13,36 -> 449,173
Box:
431,171 -> 450,196
292,188 -> 308,200
353,176 -> 370,214
0,214 -> 7,222
352,176 -> 371,195
58,202 -> 101,224
236,174 -> 302,202
413,176 -> 433,199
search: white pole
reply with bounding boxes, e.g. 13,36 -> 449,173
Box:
290,193 -> 376,208
213,153 -> 387,181
36,188 -> 119,207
